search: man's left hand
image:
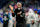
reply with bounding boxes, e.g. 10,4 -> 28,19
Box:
20,15 -> 23,17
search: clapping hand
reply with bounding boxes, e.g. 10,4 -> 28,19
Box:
17,11 -> 22,15
20,11 -> 22,14
9,5 -> 13,10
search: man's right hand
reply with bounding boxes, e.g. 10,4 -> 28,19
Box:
17,12 -> 20,15
17,11 -> 22,15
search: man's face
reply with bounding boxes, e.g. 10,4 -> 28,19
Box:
17,3 -> 22,8
35,11 -> 37,13
5,11 -> 8,14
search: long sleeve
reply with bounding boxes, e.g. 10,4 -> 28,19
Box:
27,13 -> 35,23
12,9 -> 16,17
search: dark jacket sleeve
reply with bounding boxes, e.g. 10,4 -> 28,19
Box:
12,13 -> 15,17
12,9 -> 16,17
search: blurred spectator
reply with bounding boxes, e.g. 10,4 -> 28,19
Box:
34,9 -> 38,27
37,9 -> 40,27
3,11 -> 9,27
8,10 -> 13,27
27,9 -> 36,27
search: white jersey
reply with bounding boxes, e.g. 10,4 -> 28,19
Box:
27,9 -> 35,24
34,13 -> 39,23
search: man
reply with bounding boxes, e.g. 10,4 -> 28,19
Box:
3,11 -> 9,27
0,9 -> 3,27
27,8 -> 36,27
9,5 -> 16,27
8,10 -> 16,27
34,9 -> 38,27
8,10 -> 13,27
25,12 -> 30,27
37,9 -> 40,27
9,2 -> 26,27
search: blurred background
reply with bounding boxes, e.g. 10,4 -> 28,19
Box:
0,0 -> 40,27
0,0 -> 40,12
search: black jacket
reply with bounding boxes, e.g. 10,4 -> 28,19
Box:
12,8 -> 25,23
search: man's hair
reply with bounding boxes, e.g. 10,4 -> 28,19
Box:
17,2 -> 22,6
